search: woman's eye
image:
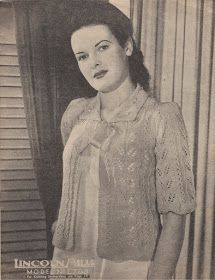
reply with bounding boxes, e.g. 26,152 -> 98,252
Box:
98,45 -> 109,51
77,54 -> 88,61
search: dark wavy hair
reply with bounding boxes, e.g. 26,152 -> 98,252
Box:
70,1 -> 150,92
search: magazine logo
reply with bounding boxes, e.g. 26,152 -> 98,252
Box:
14,258 -> 96,268
15,259 -> 51,269
14,258 -> 94,279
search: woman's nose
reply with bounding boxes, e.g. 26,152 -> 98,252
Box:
90,53 -> 100,69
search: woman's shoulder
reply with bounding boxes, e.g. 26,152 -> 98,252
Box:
145,94 -> 181,114
64,97 -> 89,117
143,96 -> 184,137
157,100 -> 181,114
62,97 -> 92,124
60,97 -> 94,145
145,96 -> 182,122
155,100 -> 184,127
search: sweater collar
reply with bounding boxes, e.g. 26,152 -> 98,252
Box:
79,85 -> 149,122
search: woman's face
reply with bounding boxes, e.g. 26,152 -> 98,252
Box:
71,24 -> 130,93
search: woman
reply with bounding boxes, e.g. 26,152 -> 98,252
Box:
51,2 -> 195,279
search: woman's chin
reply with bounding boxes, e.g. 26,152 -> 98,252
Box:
90,83 -> 110,93
91,82 -> 120,93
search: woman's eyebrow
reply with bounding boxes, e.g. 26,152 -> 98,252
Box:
75,40 -> 111,54
95,40 -> 111,47
75,51 -> 85,55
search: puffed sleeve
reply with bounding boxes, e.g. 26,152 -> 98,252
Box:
155,102 -> 196,214
61,97 -> 88,146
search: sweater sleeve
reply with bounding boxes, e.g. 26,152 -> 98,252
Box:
61,98 -> 88,146
155,102 -> 196,215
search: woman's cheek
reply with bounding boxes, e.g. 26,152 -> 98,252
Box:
78,64 -> 90,80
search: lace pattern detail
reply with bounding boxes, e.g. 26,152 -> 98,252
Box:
155,102 -> 195,214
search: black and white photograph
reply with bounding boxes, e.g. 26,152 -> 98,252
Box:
0,0 -> 214,279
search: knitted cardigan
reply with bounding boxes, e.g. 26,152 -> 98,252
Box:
52,86 -> 195,261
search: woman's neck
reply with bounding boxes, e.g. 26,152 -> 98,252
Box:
100,77 -> 136,111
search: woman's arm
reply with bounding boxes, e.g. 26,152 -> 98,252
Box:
147,212 -> 186,279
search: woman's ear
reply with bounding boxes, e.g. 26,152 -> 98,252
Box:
125,37 -> 134,57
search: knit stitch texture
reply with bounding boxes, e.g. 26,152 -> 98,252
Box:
52,86 -> 196,261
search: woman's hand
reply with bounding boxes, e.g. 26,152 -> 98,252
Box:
147,212 -> 186,279
51,220 -> 58,235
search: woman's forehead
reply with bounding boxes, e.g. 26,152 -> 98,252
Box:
71,25 -> 115,52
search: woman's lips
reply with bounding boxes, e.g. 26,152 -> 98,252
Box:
94,70 -> 108,79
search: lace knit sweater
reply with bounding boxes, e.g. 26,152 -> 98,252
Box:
52,86 -> 196,261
